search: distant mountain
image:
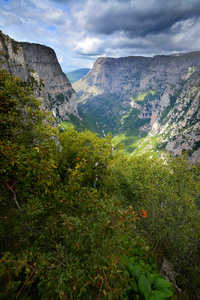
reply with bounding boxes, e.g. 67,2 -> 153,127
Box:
66,68 -> 91,84
73,53 -> 200,162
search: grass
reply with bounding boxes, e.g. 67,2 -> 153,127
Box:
130,134 -> 168,160
130,90 -> 157,104
111,130 -> 169,159
134,91 -> 149,102
60,121 -> 75,130
112,129 -> 140,156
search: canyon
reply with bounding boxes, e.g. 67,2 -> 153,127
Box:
0,30 -> 199,162
73,54 -> 200,162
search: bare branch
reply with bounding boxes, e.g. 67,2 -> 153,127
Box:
59,260 -> 66,267
6,182 -> 23,216
151,174 -> 171,188
16,270 -> 35,298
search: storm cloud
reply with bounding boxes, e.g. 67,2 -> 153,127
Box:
78,0 -> 200,36
1,0 -> 200,71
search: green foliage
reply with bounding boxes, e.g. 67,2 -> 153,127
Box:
76,87 -> 159,156
28,68 -> 36,73
131,89 -> 158,107
112,130 -> 139,156
59,108 -> 103,136
106,154 -> 200,297
58,128 -> 113,189
13,40 -> 20,54
0,64 -> 199,299
126,262 -> 173,299
122,243 -> 174,299
0,66 -> 153,299
56,93 -> 66,103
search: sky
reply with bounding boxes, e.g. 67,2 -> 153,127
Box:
1,0 -> 200,72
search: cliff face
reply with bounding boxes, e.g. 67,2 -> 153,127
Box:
151,67 -> 200,163
0,31 -> 78,120
73,53 -> 200,162
80,53 -> 200,93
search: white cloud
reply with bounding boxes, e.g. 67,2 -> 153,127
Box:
74,37 -> 103,55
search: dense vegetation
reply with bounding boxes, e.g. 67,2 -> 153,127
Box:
0,65 -> 200,299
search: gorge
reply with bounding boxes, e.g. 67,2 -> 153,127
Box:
0,30 -> 199,162
73,53 -> 200,162
1,30 -> 200,299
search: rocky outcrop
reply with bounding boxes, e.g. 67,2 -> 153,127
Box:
151,67 -> 200,163
0,31 -> 78,120
0,31 -> 29,81
73,53 -> 200,162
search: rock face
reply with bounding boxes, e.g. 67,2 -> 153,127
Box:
0,31 -> 78,120
76,53 -> 200,93
73,53 -> 200,162
151,66 -> 200,163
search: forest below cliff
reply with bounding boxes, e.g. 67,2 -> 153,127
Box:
0,65 -> 200,299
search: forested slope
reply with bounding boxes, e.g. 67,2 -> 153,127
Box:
0,64 -> 200,299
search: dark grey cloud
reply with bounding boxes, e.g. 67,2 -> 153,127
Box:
1,0 -> 200,71
80,0 -> 200,37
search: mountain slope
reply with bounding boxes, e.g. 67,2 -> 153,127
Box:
73,53 -> 200,162
66,68 -> 91,84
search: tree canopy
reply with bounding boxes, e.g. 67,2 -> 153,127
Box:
0,65 -> 200,299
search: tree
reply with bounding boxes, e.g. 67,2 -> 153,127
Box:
58,128 -> 113,189
0,67 -> 145,299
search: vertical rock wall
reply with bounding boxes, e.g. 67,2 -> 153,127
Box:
0,31 -> 78,120
20,42 -> 78,119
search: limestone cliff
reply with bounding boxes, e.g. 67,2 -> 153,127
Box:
73,53 -> 200,162
76,53 -> 200,94
151,66 -> 200,163
0,31 -> 78,120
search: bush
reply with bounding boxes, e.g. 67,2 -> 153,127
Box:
106,154 -> 200,297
